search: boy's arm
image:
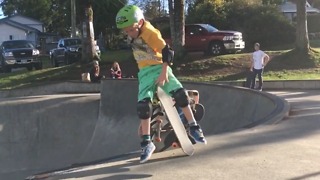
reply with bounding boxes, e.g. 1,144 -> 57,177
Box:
143,26 -> 171,86
97,66 -> 100,76
156,61 -> 169,86
250,54 -> 254,71
144,28 -> 167,53
263,53 -> 270,66
141,23 -> 174,65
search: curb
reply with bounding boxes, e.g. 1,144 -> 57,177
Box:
0,81 -> 100,98
211,80 -> 320,90
1,80 -> 319,98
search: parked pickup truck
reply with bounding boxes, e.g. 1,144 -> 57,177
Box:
50,38 -> 101,67
0,40 -> 42,73
163,24 -> 245,56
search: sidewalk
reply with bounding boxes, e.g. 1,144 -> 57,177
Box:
44,90 -> 320,180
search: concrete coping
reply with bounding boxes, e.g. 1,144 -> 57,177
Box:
0,79 -> 319,98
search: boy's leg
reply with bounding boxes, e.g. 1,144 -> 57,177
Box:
137,66 -> 161,163
257,69 -> 263,90
139,118 -> 155,163
180,104 -> 207,144
250,69 -> 257,89
162,67 -> 207,144
137,100 -> 156,164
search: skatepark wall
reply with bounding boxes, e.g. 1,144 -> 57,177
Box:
0,94 -> 101,179
0,79 -> 288,179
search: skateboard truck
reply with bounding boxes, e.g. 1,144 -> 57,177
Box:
154,119 -> 162,142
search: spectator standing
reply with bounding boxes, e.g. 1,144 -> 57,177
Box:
110,61 -> 122,79
250,43 -> 270,91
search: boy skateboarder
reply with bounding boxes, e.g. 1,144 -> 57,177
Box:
116,5 -> 207,163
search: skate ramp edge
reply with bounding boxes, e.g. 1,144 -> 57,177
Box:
0,80 -> 289,179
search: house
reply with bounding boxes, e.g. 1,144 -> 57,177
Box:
279,0 -> 320,22
0,14 -> 58,46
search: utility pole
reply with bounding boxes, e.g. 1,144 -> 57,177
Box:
71,0 -> 76,37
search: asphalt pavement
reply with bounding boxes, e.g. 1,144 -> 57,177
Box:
0,80 -> 319,180
44,90 -> 320,180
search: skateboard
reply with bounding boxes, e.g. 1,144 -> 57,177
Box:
156,87 -> 195,156
148,89 -> 205,152
145,88 -> 205,152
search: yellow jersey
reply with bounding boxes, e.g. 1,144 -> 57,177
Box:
129,21 -> 166,69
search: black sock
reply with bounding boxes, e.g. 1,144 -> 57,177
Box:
141,135 -> 151,142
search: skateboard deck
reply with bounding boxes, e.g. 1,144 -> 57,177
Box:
157,87 -> 194,156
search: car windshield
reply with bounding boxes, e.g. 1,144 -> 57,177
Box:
201,24 -> 219,32
2,41 -> 34,49
65,39 -> 81,46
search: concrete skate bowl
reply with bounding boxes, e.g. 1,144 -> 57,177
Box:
0,79 -> 288,179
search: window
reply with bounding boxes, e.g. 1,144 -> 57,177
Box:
186,26 -> 205,36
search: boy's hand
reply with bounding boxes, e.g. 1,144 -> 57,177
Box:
156,72 -> 168,86
156,63 -> 169,86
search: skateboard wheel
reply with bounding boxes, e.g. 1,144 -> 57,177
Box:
155,137 -> 162,142
172,142 -> 180,148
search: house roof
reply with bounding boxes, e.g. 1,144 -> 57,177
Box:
280,1 -> 320,13
0,19 -> 40,32
0,14 -> 43,24
0,14 -> 42,33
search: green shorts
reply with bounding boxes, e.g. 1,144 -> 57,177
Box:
137,65 -> 183,102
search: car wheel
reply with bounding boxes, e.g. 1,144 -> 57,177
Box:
54,60 -> 59,67
3,65 -> 11,73
64,55 -> 70,65
1,60 -> 11,73
4,66 -> 12,73
52,57 -> 59,67
26,65 -> 33,71
51,56 -> 55,67
34,62 -> 43,70
208,42 -> 224,56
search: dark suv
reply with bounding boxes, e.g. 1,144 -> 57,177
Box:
0,40 -> 42,73
50,38 -> 101,67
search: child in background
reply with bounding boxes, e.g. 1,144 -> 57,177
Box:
89,60 -> 103,83
110,61 -> 122,79
250,43 -> 270,91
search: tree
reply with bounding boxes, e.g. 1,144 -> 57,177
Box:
187,0 -> 226,28
168,0 -> 185,62
1,0 -> 127,38
85,0 -> 127,39
295,0 -> 310,52
0,0 -> 71,36
77,0 -> 96,63
74,0 -> 127,62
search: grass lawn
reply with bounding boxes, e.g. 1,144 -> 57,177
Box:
1,41 -> 320,90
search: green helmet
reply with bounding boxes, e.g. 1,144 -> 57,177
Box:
116,5 -> 144,29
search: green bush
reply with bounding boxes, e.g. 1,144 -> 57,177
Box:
187,2 -> 295,49
225,4 -> 295,49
